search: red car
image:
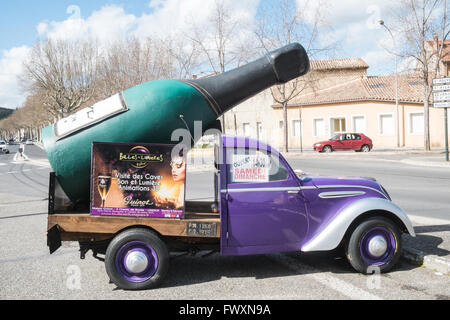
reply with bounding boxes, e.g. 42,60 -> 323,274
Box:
313,133 -> 373,153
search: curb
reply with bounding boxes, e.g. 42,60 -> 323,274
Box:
402,246 -> 450,275
400,159 -> 450,168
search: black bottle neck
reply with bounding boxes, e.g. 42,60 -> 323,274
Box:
183,43 -> 310,116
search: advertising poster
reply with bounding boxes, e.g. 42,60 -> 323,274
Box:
231,153 -> 270,183
91,142 -> 186,219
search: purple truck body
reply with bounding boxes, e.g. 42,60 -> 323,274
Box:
218,136 -> 415,256
47,135 -> 416,290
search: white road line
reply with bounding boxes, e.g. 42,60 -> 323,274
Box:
270,254 -> 383,300
409,214 -> 450,226
309,273 -> 382,300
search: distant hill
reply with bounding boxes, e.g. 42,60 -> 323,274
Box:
0,107 -> 13,120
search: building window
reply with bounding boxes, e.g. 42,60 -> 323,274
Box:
313,118 -> 325,137
279,120 -> 284,129
243,123 -> 251,137
257,122 -> 263,140
409,112 -> 424,135
331,117 -> 346,136
352,115 -> 366,133
292,120 -> 302,137
378,114 -> 394,136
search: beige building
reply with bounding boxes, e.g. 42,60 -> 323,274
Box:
224,58 -> 449,151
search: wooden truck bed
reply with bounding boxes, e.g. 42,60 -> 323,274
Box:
48,212 -> 221,242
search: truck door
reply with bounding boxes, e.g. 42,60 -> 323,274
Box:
222,143 -> 308,255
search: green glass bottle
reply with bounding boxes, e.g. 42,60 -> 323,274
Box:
42,43 -> 310,206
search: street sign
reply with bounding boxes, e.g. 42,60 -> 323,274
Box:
433,84 -> 450,92
433,91 -> 450,102
432,78 -> 450,161
433,77 -> 450,85
433,101 -> 450,108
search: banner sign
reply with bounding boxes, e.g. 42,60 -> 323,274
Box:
91,142 -> 186,219
231,153 -> 270,183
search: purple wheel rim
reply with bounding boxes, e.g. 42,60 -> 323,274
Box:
360,227 -> 396,266
115,241 -> 158,283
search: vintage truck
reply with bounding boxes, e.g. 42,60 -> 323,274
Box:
47,135 -> 416,291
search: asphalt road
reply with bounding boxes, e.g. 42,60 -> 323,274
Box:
0,145 -> 449,300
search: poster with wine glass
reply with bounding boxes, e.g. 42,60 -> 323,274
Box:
90,142 -> 186,219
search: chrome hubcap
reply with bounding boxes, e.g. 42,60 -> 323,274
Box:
368,236 -> 388,258
125,251 -> 149,274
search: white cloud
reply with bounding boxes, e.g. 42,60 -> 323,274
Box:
298,0 -> 404,74
3,0 -> 412,109
37,5 -> 137,43
0,46 -> 30,109
134,0 -> 259,39
1,1 -> 261,109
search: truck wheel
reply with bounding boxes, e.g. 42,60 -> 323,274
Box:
105,228 -> 169,290
345,217 -> 402,274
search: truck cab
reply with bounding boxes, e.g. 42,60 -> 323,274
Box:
218,136 -> 414,257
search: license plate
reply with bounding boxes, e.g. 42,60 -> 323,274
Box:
187,222 -> 217,237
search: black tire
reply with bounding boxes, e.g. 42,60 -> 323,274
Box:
105,228 -> 169,290
345,216 -> 402,274
361,145 -> 371,152
323,145 -> 332,153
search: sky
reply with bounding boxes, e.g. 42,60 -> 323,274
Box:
0,0 -> 406,110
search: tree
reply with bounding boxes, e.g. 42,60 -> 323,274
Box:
96,37 -> 178,99
393,0 -> 449,151
186,0 -> 257,133
22,38 -> 101,119
255,0 -> 328,152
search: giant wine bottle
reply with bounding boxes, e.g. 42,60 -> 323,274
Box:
42,43 -> 310,206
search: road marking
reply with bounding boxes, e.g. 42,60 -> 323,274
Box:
409,214 -> 450,226
28,159 -> 50,168
270,254 -> 383,300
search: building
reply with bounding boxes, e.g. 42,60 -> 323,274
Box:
224,57 -> 449,151
425,35 -> 450,77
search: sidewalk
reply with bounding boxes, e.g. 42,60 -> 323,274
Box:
403,215 -> 450,275
284,148 -> 450,168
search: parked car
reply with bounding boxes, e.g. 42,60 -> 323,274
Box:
314,133 -> 373,153
8,139 -> 16,145
25,139 -> 33,145
0,140 -> 10,154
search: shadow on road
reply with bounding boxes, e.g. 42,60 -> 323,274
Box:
148,248 -> 421,290
403,224 -> 450,258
